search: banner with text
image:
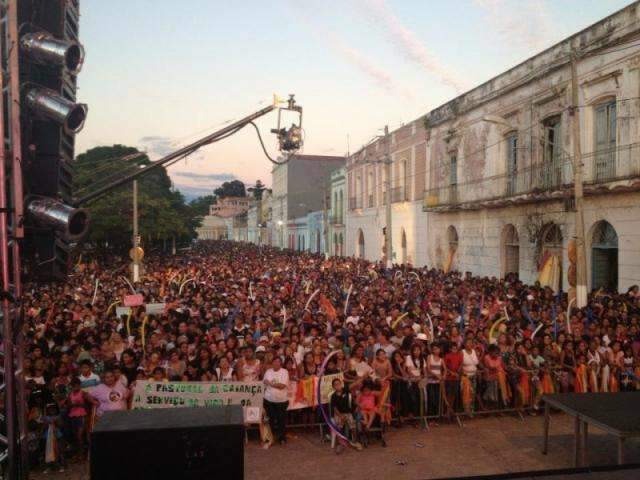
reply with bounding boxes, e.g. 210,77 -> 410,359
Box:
132,380 -> 264,423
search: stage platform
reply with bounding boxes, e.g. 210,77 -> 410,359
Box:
542,392 -> 640,467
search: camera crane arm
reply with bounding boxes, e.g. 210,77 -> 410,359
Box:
73,103 -> 279,207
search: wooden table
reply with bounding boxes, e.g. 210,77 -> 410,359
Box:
542,392 -> 640,467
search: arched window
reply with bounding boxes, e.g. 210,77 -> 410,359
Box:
447,226 -> 458,253
540,223 -> 563,292
444,226 -> 458,273
591,221 -> 618,291
339,190 -> 344,223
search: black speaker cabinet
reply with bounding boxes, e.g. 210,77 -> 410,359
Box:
91,406 -> 244,480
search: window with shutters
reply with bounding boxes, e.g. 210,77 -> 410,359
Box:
594,100 -> 616,182
542,116 -> 562,189
449,155 -> 458,203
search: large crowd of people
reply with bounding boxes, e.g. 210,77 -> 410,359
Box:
21,241 -> 640,470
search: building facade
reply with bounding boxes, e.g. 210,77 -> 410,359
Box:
271,154 -> 345,248
195,215 -> 228,240
196,195 -> 251,241
422,4 -> 640,292
346,121 -> 428,266
328,167 -> 346,256
346,3 -> 640,292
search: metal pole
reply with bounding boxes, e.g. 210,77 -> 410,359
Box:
0,45 -> 16,480
570,50 -> 588,308
132,179 -> 139,282
384,125 -> 392,269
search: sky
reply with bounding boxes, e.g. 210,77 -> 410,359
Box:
76,0 -> 635,199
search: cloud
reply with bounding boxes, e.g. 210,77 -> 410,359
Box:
473,0 -> 559,52
138,135 -> 175,159
173,171 -> 237,182
355,0 -> 465,94
286,1 -> 414,101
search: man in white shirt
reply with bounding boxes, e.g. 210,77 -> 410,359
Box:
263,356 -> 289,445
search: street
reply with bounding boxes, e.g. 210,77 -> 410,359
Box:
31,413 -> 640,480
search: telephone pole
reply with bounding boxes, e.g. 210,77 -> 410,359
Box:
384,125 -> 392,269
132,179 -> 140,282
570,49 -> 588,308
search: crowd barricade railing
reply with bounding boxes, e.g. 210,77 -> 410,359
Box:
182,367 -> 640,441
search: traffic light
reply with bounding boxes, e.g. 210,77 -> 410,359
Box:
18,0 -> 89,278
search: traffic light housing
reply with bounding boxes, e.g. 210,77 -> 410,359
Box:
18,0 -> 89,278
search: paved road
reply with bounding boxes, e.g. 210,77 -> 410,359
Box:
32,413 -> 640,480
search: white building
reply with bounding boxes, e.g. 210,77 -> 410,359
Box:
347,2 -> 640,292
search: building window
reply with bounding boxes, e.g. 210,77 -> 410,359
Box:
506,133 -> 518,195
449,155 -> 457,185
594,100 -> 617,182
449,155 -> 458,203
542,116 -> 562,188
591,220 -> 618,291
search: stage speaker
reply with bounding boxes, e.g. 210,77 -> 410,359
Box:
90,406 -> 244,480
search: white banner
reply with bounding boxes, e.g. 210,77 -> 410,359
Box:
132,380 -> 264,423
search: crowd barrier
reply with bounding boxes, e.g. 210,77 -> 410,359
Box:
126,366 -> 640,438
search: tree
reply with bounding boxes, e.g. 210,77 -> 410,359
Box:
188,195 -> 216,217
248,179 -> 267,200
213,180 -> 245,198
74,145 -> 199,250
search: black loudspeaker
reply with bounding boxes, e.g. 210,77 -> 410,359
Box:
90,406 -> 244,480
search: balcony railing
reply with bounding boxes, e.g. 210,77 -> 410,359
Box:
423,143 -> 640,210
391,186 -> 408,203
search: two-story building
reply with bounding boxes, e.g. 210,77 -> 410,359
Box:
346,121 -> 428,266
346,2 -> 640,292
422,4 -> 640,292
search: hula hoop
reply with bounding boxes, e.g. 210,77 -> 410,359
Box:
304,289 -> 320,312
566,297 -> 575,335
344,284 -> 353,316
106,300 -> 121,317
531,322 -> 545,341
179,278 -> 195,296
91,278 -> 100,306
391,312 -> 409,330
316,350 -> 357,448
488,316 -> 507,344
